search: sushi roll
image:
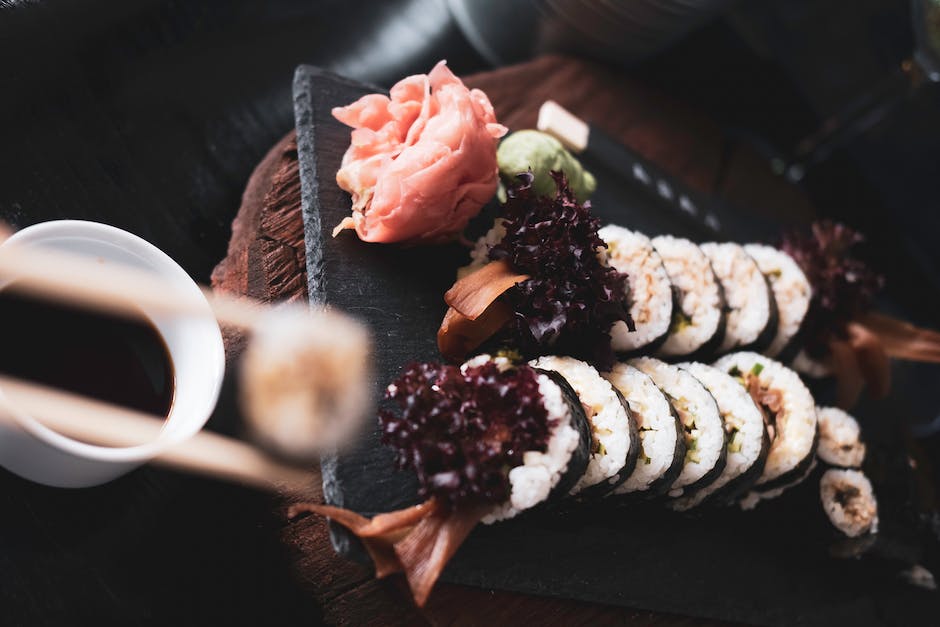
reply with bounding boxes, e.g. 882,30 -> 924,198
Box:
816,406 -> 866,469
599,225 -> 674,354
713,352 -> 818,493
700,242 -> 776,354
303,355 -> 595,607
820,468 -> 879,537
529,356 -> 639,497
672,362 -> 769,510
602,362 -> 684,496
629,357 -> 726,498
743,245 -> 811,360
652,235 -> 726,360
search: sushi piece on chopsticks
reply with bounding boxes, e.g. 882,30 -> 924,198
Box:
652,236 -> 726,361
0,225 -> 373,462
602,362 -> 685,497
700,242 -> 777,354
713,352 -> 818,506
671,362 -> 769,510
289,355 -> 591,607
529,356 -> 639,498
628,357 -> 727,499
599,225 -> 675,355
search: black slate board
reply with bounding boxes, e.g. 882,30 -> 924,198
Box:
293,64 -> 940,626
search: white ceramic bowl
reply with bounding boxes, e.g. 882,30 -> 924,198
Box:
0,220 -> 225,488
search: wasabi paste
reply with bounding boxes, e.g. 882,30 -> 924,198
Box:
497,130 -> 596,202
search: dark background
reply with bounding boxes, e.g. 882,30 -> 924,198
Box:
1,0 -> 939,624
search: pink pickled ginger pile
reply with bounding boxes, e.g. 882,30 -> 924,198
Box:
332,61 -> 507,244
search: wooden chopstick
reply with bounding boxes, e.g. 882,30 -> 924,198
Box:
0,375 -> 318,499
0,243 -> 265,329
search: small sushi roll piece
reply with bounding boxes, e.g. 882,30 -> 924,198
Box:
602,362 -> 684,496
743,245 -> 811,360
820,468 -> 879,537
457,355 -> 593,523
713,352 -> 818,492
651,235 -> 726,360
816,406 -> 866,469
529,356 -> 639,497
629,357 -> 726,498
672,362 -> 769,510
699,242 -> 775,354
599,225 -> 674,354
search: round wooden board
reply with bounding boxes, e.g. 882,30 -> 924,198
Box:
210,54 -> 811,625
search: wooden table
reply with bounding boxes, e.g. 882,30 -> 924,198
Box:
211,55 -> 812,625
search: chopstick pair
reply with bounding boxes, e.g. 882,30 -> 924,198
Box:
0,375 -> 318,498
0,232 -> 371,497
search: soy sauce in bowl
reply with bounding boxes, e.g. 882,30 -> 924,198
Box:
0,284 -> 175,419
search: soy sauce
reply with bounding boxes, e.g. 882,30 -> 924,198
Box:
0,285 -> 174,417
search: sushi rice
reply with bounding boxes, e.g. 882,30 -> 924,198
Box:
457,219 -> 507,279
700,242 -> 773,353
744,245 -> 811,359
529,356 -> 638,497
629,357 -> 726,498
713,352 -> 818,489
603,362 -> 683,495
599,225 -> 674,353
652,235 -> 725,359
672,362 -> 768,510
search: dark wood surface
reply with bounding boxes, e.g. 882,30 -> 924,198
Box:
211,55 -> 822,625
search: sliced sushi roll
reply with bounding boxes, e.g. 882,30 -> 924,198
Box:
599,225 -> 674,354
652,235 -> 726,360
529,355 -> 639,497
301,355 -> 596,607
743,244 -> 811,360
713,352 -> 818,493
672,362 -> 769,510
816,406 -> 866,469
602,362 -> 684,496
820,468 -> 879,537
700,242 -> 775,354
628,357 -> 726,498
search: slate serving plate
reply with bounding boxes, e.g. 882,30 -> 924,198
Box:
293,64 -> 940,626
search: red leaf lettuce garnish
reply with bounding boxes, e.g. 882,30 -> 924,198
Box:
781,220 -> 883,357
379,361 -> 554,508
488,171 -> 634,369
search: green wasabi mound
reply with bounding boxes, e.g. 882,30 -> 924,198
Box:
497,130 -> 596,202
